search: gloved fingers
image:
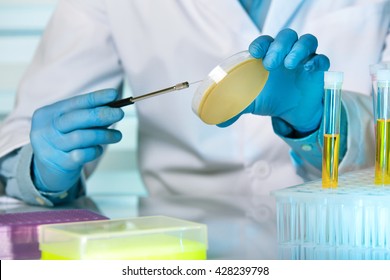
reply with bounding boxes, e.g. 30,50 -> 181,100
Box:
217,115 -> 241,128
284,33 -> 318,69
262,28 -> 298,70
303,53 -> 330,72
34,144 -> 104,174
53,129 -> 122,152
54,106 -> 124,133
42,146 -> 104,171
249,35 -> 274,59
54,89 -> 119,114
67,146 -> 104,168
216,102 -> 255,127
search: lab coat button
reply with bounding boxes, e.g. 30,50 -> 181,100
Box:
253,161 -> 271,178
249,205 -> 272,223
59,192 -> 68,199
35,197 -> 46,205
301,144 -> 312,151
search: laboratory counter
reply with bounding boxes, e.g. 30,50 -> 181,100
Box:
0,194 -> 278,260
3,168 -> 389,260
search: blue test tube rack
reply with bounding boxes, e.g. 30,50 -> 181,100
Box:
272,169 -> 390,260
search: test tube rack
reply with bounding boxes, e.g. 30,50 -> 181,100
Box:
272,169 -> 390,260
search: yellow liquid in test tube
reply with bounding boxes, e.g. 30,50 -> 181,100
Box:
375,119 -> 390,184
322,134 -> 340,188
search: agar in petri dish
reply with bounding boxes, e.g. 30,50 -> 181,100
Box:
192,51 -> 269,125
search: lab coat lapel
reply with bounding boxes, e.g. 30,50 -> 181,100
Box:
263,0 -> 305,35
196,0 -> 260,41
195,0 -> 258,34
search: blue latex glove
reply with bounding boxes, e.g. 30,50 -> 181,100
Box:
219,29 -> 330,135
30,89 -> 124,193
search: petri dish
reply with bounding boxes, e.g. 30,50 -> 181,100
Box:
192,51 -> 269,125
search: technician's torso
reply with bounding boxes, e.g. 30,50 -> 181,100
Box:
104,0 -> 388,196
106,0 -> 294,196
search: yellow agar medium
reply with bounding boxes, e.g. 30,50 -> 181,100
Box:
197,58 -> 268,125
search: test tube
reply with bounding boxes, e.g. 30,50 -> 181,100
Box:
322,71 -> 343,188
369,62 -> 390,126
374,69 -> 390,185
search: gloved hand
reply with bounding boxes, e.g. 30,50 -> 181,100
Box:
30,89 -> 124,193
219,28 -> 330,135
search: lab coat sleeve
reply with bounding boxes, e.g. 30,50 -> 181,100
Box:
274,90 -> 374,181
0,145 -> 85,206
0,0 -> 123,203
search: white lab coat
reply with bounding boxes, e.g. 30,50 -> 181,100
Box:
0,0 -> 388,259
0,0 -> 388,198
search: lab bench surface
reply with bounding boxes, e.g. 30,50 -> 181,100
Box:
0,194 -> 278,260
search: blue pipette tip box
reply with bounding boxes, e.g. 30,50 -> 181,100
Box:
272,168 -> 390,260
0,209 -> 108,259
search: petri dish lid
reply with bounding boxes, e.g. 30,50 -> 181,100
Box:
192,51 -> 269,125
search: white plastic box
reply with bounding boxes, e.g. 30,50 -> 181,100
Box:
273,169 -> 390,260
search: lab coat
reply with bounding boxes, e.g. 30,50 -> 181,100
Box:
0,0 -> 388,198
0,0 -> 388,259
